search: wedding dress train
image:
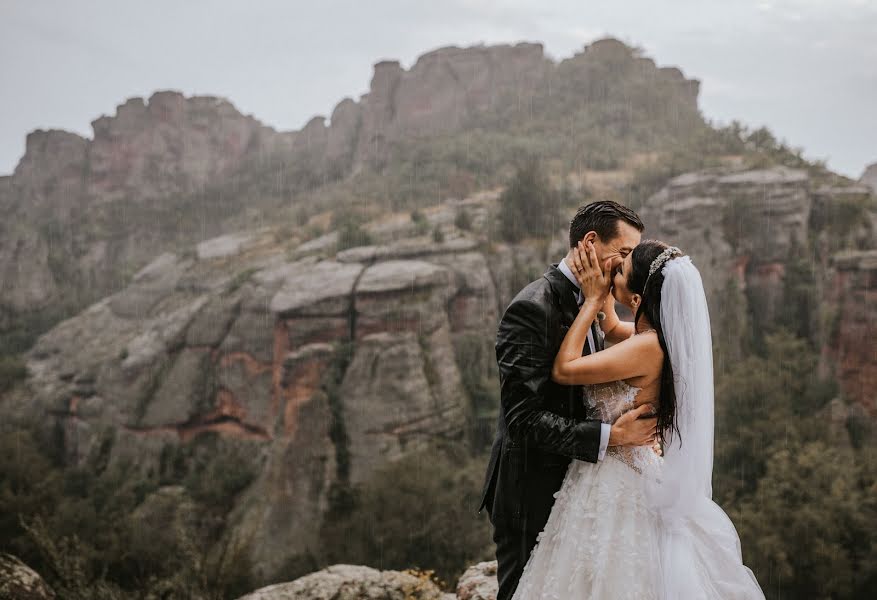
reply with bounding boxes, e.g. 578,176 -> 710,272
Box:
511,379 -> 764,600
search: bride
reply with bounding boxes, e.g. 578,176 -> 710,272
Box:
511,239 -> 765,599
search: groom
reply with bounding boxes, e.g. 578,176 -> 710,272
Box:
477,200 -> 659,600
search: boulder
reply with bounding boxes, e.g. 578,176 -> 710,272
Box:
235,564 -> 450,600
0,553 -> 56,600
456,561 -> 499,600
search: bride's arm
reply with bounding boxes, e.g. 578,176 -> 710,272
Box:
552,301 -> 655,385
599,293 -> 634,343
553,294 -> 601,379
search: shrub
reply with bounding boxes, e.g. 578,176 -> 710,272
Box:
498,158 -> 562,243
454,208 -> 473,231
320,442 -> 493,587
333,211 -> 374,251
0,354 -> 28,393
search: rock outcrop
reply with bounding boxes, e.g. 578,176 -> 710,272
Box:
0,38 -> 701,333
235,564 -> 453,600
6,163 -> 875,583
233,560 -> 500,600
14,202 -> 509,583
13,92 -> 286,212
0,553 -> 56,600
640,166 -> 812,333
641,165 -> 876,413
5,162 -> 874,585
824,250 -> 877,414
455,561 -> 499,600
860,161 -> 877,193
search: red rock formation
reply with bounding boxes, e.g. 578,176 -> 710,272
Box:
825,251 -> 877,415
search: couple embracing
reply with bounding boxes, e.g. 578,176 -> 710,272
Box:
478,201 -> 765,599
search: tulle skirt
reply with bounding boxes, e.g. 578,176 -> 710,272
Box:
511,448 -> 764,600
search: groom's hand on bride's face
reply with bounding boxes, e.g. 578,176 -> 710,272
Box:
572,240 -> 612,301
608,404 -> 658,447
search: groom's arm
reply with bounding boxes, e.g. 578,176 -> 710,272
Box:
497,298 -> 603,463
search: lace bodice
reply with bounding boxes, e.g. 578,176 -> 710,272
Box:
584,379 -> 661,475
583,379 -> 641,423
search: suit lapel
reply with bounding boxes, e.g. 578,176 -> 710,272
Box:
544,264 -> 580,325
544,264 -> 596,356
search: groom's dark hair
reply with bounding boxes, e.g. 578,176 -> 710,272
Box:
568,200 -> 644,247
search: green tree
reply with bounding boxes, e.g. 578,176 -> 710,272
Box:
454,208 -> 473,231
320,443 -> 492,587
731,442 -> 876,599
333,211 -> 374,251
712,329 -> 874,599
0,354 -> 28,393
498,158 -> 562,242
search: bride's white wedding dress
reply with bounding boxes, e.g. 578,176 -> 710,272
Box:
512,255 -> 765,600
512,379 -> 763,599
511,379 -> 664,600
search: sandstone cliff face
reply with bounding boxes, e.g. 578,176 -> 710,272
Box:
640,167 -> 812,333
13,199 -> 515,583
5,165 -> 874,584
825,250 -> 877,414
0,90 -> 289,322
12,92 -> 284,213
347,43 -> 550,169
640,166 -> 876,413
860,162 -> 877,193
0,39 -> 701,331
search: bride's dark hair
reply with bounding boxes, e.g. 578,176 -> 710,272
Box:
627,239 -> 685,444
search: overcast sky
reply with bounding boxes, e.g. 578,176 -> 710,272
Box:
1,0 -> 875,178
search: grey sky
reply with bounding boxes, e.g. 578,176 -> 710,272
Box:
1,0 -> 875,178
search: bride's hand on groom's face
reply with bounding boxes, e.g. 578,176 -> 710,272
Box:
571,240 -> 612,304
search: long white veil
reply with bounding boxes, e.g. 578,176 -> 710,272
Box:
647,256 -> 765,599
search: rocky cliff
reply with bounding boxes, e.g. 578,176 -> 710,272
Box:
640,167 -> 875,410
0,91 -> 286,329
0,38 -> 701,336
825,250 -> 877,414
640,166 -> 812,331
861,161 -> 877,193
9,194 -> 535,582
5,162 -> 874,584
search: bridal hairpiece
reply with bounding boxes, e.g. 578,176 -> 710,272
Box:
644,246 -> 683,289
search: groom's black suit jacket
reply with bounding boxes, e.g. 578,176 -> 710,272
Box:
478,263 -> 605,536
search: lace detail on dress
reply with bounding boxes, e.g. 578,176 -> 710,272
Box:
584,379 -> 660,476
607,446 -> 643,474
584,379 -> 639,423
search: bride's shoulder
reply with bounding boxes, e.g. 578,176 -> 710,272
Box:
620,330 -> 664,359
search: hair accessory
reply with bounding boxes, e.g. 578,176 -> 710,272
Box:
644,246 -> 683,289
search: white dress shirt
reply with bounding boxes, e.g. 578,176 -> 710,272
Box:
557,258 -> 612,461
